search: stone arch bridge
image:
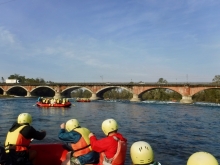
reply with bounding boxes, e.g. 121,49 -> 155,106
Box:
0,82 -> 219,104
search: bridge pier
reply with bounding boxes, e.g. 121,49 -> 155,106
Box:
130,94 -> 141,102
90,93 -> 101,100
25,91 -> 31,97
54,92 -> 62,99
180,96 -> 193,104
3,91 -> 7,95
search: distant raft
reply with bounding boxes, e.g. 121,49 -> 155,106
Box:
76,98 -> 91,102
36,101 -> 71,107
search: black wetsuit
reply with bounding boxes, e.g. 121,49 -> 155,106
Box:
8,122 -> 46,140
0,145 -> 16,165
5,122 -> 46,165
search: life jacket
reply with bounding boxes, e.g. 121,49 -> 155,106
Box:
99,136 -> 127,165
62,99 -> 66,104
70,127 -> 92,157
5,125 -> 31,153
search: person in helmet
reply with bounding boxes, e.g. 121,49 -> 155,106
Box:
89,118 -> 127,165
58,119 -> 99,165
130,141 -> 161,165
187,151 -> 218,165
4,113 -> 46,165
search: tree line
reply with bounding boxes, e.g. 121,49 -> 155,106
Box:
0,74 -> 54,97
71,77 -> 220,103
1,74 -> 53,83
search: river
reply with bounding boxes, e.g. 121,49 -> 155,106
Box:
0,98 -> 220,165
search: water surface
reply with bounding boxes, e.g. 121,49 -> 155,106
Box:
0,98 -> 219,165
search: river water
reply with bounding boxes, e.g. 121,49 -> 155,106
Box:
0,98 -> 220,165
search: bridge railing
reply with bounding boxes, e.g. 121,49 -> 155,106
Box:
1,82 -> 218,86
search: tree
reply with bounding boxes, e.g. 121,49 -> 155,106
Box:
8,74 -> 25,83
1,77 -> 4,83
212,75 -> 220,83
7,74 -> 47,83
8,74 -> 20,79
157,78 -> 168,84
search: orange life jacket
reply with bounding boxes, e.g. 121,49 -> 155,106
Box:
70,127 -> 92,157
99,136 -> 127,165
5,125 -> 31,152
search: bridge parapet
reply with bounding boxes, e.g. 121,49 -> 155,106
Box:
0,82 -> 217,86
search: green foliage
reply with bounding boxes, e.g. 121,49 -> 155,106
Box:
212,75 -> 220,83
193,89 -> 220,103
70,88 -> 132,100
157,78 -> 168,84
71,89 -> 92,98
141,78 -> 179,101
8,74 -> 25,83
25,78 -> 45,83
8,73 -> 48,83
103,88 -> 133,99
142,89 -> 181,101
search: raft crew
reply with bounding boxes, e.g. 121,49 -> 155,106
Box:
130,141 -> 161,165
76,98 -> 90,102
58,119 -> 99,165
4,113 -> 46,165
89,118 -> 127,165
38,97 -> 70,105
1,113 -> 219,165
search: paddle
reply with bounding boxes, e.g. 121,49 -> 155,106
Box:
33,102 -> 38,106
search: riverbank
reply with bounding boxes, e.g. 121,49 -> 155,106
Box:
0,94 -> 19,98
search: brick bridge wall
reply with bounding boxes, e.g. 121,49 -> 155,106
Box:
0,83 -> 219,103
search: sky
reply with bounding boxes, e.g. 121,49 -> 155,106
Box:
0,0 -> 220,83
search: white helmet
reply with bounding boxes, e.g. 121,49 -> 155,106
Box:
101,119 -> 118,136
130,141 -> 154,164
65,119 -> 80,132
187,152 -> 218,165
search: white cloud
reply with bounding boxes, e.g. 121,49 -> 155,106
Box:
0,27 -> 15,45
0,1 -> 220,82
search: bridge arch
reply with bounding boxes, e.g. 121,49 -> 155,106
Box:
0,87 -> 3,94
138,87 -> 182,101
95,86 -> 132,99
5,85 -> 28,96
60,86 -> 93,98
190,86 -> 220,96
138,87 -> 181,95
30,86 -> 56,97
7,85 -> 28,92
61,86 -> 93,94
191,87 -> 220,103
133,86 -> 182,97
130,86 -> 183,102
30,86 -> 56,93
